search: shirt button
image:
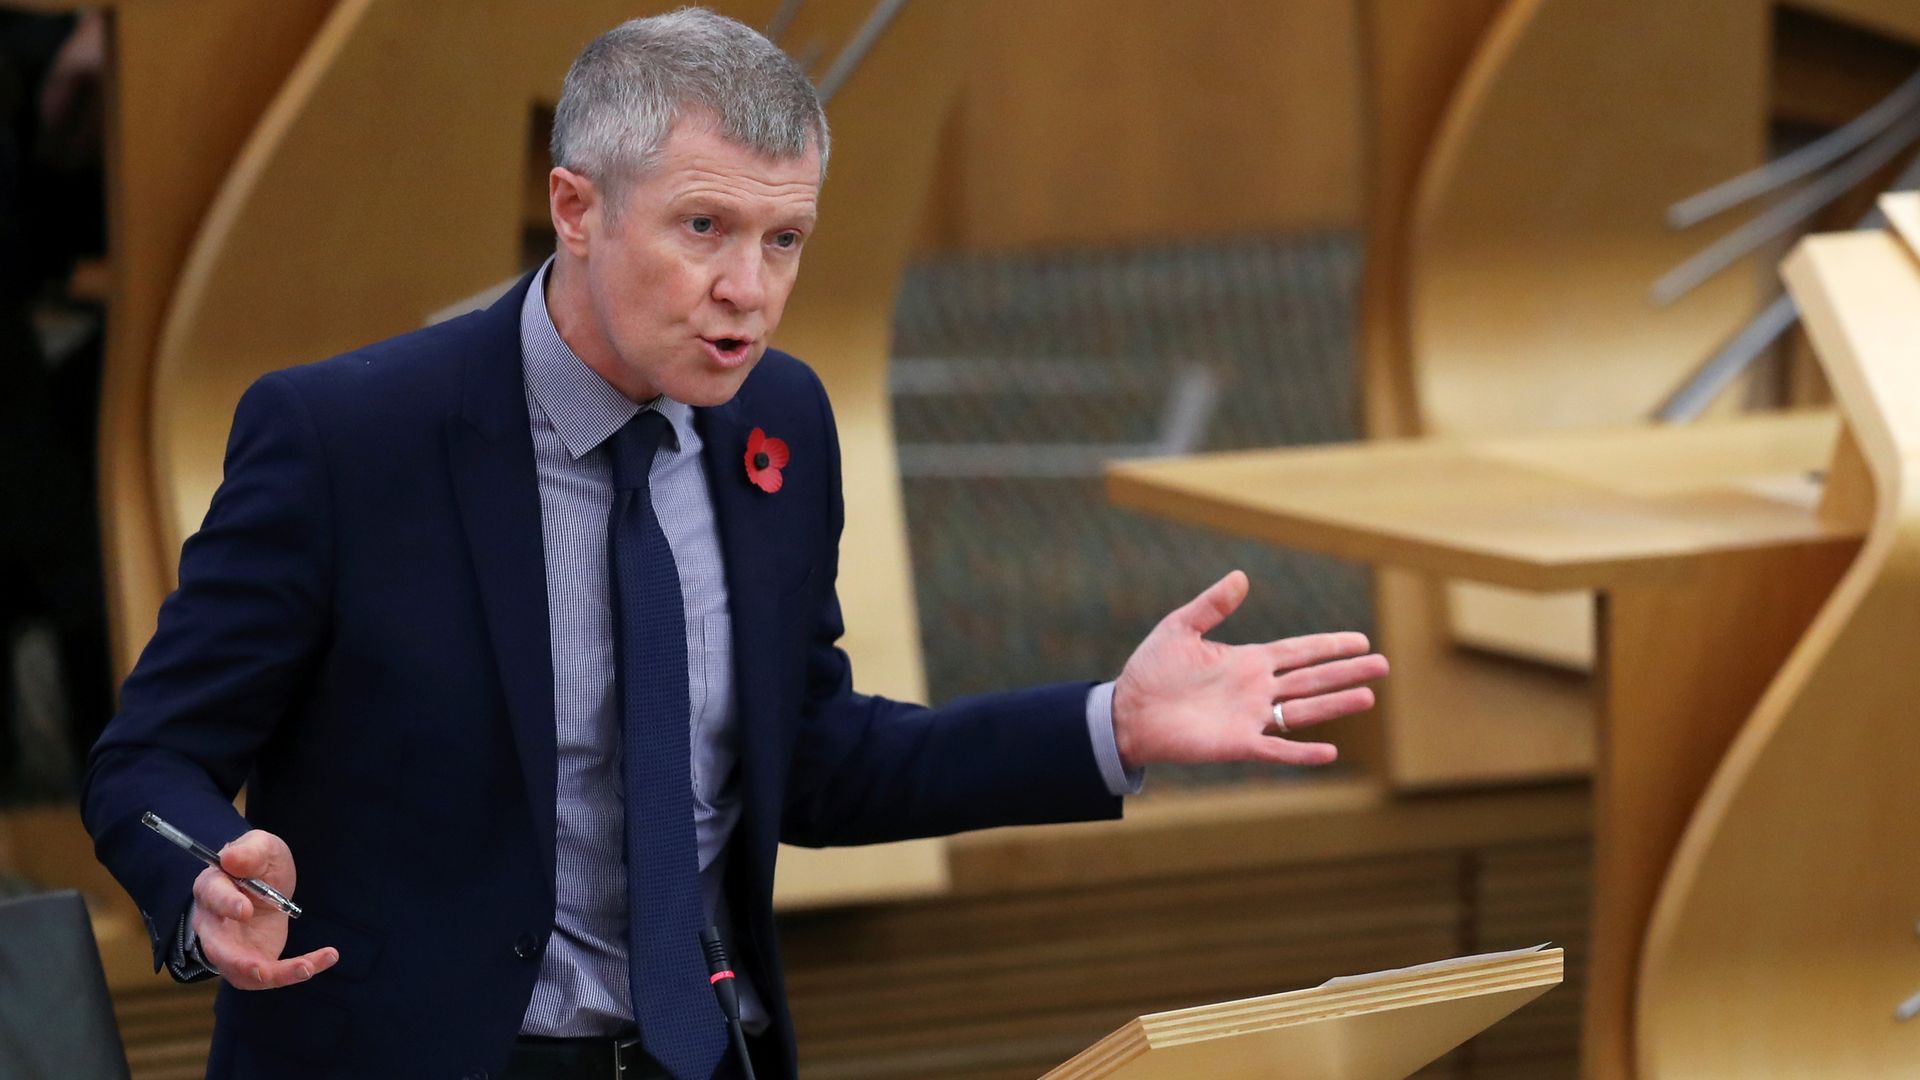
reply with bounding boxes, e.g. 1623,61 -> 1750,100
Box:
513,933 -> 540,960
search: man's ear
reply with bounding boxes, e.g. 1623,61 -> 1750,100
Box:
550,166 -> 598,257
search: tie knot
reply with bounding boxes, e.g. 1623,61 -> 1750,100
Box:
606,409 -> 671,492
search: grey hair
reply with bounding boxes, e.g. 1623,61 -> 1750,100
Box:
551,8 -> 829,207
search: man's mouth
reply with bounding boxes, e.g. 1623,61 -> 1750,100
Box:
701,336 -> 753,364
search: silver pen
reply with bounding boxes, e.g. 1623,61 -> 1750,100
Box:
141,811 -> 303,919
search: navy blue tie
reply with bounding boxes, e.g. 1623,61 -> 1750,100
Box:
605,410 -> 726,1080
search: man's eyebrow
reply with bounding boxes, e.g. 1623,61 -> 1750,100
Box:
669,193 -> 816,224
667,191 -> 736,210
672,192 -> 798,208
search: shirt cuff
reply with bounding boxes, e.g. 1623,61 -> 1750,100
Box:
1086,681 -> 1145,797
166,907 -> 219,983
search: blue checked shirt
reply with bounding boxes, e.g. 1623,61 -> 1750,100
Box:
514,259 -> 1139,1036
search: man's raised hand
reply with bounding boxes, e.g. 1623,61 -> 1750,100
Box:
189,829 -> 338,990
1111,570 -> 1388,770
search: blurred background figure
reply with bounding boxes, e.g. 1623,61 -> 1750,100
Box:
0,8 -> 108,805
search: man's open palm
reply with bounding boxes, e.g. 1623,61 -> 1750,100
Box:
1112,571 -> 1388,770
189,829 -> 338,990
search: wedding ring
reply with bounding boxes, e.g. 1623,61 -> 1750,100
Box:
1271,702 -> 1289,734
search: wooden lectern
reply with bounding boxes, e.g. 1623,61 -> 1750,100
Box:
1044,947 -> 1563,1079
1106,381 -> 1865,1079
1636,199 -> 1920,1076
1105,192 -> 1920,1072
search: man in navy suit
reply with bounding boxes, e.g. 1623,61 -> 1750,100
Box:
82,10 -> 1386,1079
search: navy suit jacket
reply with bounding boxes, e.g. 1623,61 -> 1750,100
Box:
83,273 -> 1123,1079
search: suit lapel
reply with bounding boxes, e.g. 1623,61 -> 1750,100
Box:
445,276 -> 558,896
696,399 -> 780,815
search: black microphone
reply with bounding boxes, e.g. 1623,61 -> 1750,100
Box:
700,926 -> 757,1080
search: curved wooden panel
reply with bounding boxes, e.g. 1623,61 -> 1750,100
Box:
143,0 -> 963,905
150,0 -> 603,552
1352,0 -> 1597,791
89,0 -> 336,677
1346,2 -> 1586,792
1353,0 -> 1506,442
1398,0 -> 1776,777
1638,219 -> 1920,1075
1409,0 -> 1771,434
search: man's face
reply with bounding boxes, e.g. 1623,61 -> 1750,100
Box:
564,118 -> 820,406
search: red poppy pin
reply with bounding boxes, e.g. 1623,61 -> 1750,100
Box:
744,427 -> 789,493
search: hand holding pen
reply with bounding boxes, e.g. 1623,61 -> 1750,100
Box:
142,813 -> 339,990
143,812 -> 302,917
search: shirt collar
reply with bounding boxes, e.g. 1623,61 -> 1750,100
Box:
519,257 -> 694,461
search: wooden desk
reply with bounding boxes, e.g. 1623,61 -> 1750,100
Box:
1108,411 -> 1864,1078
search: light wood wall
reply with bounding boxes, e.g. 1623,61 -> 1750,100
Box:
914,0 -> 1366,253
92,0 -> 337,677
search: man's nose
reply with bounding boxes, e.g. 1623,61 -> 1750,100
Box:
711,243 -> 766,310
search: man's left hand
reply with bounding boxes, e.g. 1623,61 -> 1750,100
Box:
1112,570 -> 1388,771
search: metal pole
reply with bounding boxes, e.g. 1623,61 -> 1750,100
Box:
1650,110 -> 1920,307
816,0 -> 911,105
1653,153 -> 1920,421
1666,68 -> 1920,229
766,0 -> 805,46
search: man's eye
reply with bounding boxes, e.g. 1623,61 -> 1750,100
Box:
688,217 -> 715,234
772,231 -> 801,249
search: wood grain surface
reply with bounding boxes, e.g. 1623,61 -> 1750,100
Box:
1638,226 -> 1920,1076
88,0 -> 336,677
1108,413 -> 1854,592
1042,949 -> 1562,1079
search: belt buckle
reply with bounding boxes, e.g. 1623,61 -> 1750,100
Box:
612,1035 -> 648,1078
